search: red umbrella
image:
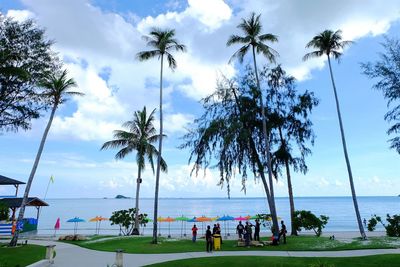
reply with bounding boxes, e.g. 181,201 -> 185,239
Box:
234,216 -> 248,221
54,218 -> 60,236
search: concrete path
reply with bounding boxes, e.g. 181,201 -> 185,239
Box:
27,240 -> 400,267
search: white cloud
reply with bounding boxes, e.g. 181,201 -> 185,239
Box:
6,9 -> 35,22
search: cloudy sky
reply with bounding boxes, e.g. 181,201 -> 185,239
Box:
1,0 -> 399,199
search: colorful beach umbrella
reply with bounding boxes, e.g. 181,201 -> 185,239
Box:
175,216 -> 190,237
89,216 -> 108,235
163,217 -> 175,238
157,217 -> 165,236
196,216 -> 212,235
67,217 -> 85,235
234,216 -> 248,221
218,215 -> 234,237
53,218 -> 60,236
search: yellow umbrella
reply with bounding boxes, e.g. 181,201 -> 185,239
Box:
163,217 -> 175,238
89,216 -> 108,234
157,217 -> 165,236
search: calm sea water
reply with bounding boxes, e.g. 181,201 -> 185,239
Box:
23,197 -> 399,236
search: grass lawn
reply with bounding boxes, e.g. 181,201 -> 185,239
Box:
0,244 -> 45,267
145,255 -> 400,267
63,235 -> 400,254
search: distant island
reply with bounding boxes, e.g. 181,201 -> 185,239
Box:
115,195 -> 130,199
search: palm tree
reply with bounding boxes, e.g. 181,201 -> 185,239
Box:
303,29 -> 366,239
226,12 -> 280,235
10,69 -> 82,246
136,28 -> 186,243
101,107 -> 167,235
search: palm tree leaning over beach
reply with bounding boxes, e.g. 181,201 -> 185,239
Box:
136,28 -> 186,243
226,12 -> 280,235
10,70 -> 82,246
303,29 -> 366,239
101,107 -> 167,235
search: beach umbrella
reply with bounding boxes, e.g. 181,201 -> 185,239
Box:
234,216 -> 248,221
218,215 -> 234,237
196,216 -> 212,235
54,218 -> 60,236
89,216 -> 108,235
175,216 -> 190,237
157,217 -> 165,236
163,217 -> 175,238
67,217 -> 85,235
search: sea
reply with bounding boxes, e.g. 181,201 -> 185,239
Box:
22,196 -> 399,236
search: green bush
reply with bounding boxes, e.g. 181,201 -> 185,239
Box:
0,203 -> 10,221
293,210 -> 329,237
368,214 -> 400,237
109,208 -> 148,236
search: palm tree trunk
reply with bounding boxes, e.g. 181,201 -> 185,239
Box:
277,127 -> 297,235
252,45 -> 279,235
10,104 -> 57,246
152,54 -> 164,244
327,55 -> 366,239
133,166 -> 142,235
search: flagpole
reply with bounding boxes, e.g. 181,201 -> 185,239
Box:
39,175 -> 54,219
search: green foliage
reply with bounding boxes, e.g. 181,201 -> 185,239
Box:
361,37 -> 400,154
367,214 -> 400,237
293,210 -> 329,237
109,208 -> 148,236
0,15 -> 60,132
0,203 -> 10,221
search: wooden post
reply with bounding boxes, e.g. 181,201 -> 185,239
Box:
115,249 -> 124,267
45,245 -> 56,263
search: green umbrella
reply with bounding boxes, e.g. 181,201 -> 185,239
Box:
175,215 -> 190,237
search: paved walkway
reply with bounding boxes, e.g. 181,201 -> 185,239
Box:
28,240 -> 400,267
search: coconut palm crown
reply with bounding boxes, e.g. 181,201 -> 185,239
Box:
227,12 -> 279,64
136,28 -> 186,69
303,30 -> 352,62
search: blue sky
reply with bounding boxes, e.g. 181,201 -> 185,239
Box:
0,0 -> 399,199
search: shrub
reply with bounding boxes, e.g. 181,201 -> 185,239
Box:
0,203 -> 10,221
367,214 -> 400,237
109,208 -> 148,236
293,210 -> 329,237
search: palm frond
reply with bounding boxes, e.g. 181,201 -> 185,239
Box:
302,51 -> 323,61
229,44 -> 250,64
136,50 -> 161,61
166,52 -> 177,70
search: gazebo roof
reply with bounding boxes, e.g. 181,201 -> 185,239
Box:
0,197 -> 48,208
0,175 -> 25,185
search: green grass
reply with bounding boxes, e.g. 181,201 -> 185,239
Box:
62,235 -> 400,254
0,244 -> 46,267
145,255 -> 400,267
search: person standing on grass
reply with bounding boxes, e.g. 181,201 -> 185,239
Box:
192,224 -> 198,242
236,221 -> 244,240
254,219 -> 261,241
279,220 -> 287,244
206,225 -> 213,252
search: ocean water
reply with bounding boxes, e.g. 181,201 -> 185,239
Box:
22,196 -> 399,236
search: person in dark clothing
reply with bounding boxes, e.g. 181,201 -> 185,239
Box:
206,225 -> 213,252
245,221 -> 253,241
254,219 -> 260,241
278,220 -> 287,244
236,221 -> 244,240
212,224 -> 218,235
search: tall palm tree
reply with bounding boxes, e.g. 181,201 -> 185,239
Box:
226,12 -> 280,235
101,107 -> 167,235
303,29 -> 366,239
10,69 -> 82,246
136,28 -> 186,243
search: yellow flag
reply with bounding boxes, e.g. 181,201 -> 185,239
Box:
50,175 -> 54,183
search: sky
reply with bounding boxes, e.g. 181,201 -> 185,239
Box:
0,0 -> 399,199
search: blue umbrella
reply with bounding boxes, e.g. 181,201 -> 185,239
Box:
218,215 -> 234,237
187,217 -> 197,222
67,217 -> 85,235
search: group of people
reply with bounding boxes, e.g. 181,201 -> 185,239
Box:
192,223 -> 222,252
191,219 -> 287,251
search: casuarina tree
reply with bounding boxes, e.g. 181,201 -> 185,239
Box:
101,107 -> 167,235
10,70 -> 82,246
265,65 -> 319,235
136,28 -> 185,243
361,37 -> 400,154
0,15 -> 59,132
303,29 -> 366,239
226,12 -> 280,234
